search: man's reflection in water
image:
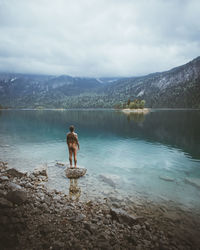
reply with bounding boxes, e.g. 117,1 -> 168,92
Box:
69,178 -> 81,201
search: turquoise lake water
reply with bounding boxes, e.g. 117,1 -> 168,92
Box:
0,109 -> 200,209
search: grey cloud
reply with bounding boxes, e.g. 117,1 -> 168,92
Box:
0,0 -> 199,77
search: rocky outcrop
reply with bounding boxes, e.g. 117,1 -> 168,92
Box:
65,167 -> 87,178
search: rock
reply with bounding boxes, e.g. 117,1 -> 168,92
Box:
144,222 -> 150,230
68,213 -> 86,222
55,162 -> 66,167
0,176 -> 9,182
110,208 -> 140,226
6,190 -> 28,205
53,241 -> 65,248
29,173 -> 36,180
96,240 -> 110,249
111,202 -> 121,208
39,224 -> 55,235
41,203 -> 49,211
5,168 -> 26,178
185,177 -> 200,189
99,174 -> 119,188
81,229 -> 91,238
83,222 -> 93,233
133,224 -> 142,231
25,183 -> 33,188
0,189 -> 6,197
65,167 -> 87,178
109,196 -> 123,202
0,197 -> 13,208
126,234 -> 137,244
163,211 -> 181,222
159,176 -> 175,182
0,161 -> 8,167
7,182 -> 22,191
33,165 -> 48,177
86,200 -> 93,206
98,232 -> 109,240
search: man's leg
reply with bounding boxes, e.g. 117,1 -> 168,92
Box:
69,149 -> 73,168
73,149 -> 77,168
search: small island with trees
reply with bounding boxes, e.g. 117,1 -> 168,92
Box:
114,99 -> 150,114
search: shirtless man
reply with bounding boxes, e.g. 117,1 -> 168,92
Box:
66,125 -> 80,168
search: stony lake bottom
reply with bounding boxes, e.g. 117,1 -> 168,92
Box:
0,109 -> 200,210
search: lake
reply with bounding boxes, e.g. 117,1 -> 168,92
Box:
0,109 -> 200,209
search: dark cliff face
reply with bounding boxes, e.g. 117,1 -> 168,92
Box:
0,57 -> 199,108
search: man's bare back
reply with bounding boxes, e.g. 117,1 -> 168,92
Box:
66,125 -> 80,168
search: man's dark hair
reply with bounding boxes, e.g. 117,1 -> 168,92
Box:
69,125 -> 74,132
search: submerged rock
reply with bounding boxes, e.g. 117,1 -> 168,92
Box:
55,162 -> 66,167
163,211 -> 181,222
159,176 -> 175,182
185,177 -> 200,189
99,174 -> 120,188
65,167 -> 87,178
33,164 -> 47,177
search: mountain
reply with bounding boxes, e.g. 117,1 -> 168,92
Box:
106,56 -> 200,108
0,57 -> 199,108
0,74 -> 118,108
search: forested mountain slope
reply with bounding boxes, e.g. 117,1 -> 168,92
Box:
107,56 -> 200,108
0,57 -> 199,108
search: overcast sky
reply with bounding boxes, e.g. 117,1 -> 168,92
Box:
0,0 -> 199,77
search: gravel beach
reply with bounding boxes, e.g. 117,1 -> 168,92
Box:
0,161 -> 200,250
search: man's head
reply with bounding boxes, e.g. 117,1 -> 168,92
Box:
69,125 -> 75,132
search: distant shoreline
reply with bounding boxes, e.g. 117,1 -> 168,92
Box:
121,108 -> 151,114
1,108 -> 200,111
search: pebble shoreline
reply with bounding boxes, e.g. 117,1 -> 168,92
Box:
0,161 -> 200,250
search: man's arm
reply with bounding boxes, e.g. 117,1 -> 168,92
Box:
75,134 -> 80,150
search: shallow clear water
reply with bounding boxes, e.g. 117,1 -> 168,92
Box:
0,109 -> 200,208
